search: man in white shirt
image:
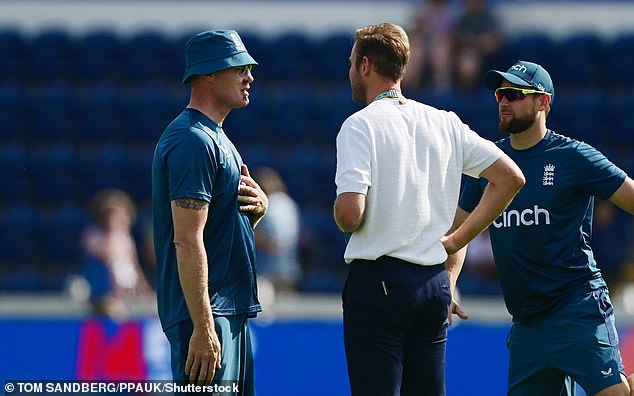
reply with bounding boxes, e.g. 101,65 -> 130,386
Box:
333,22 -> 525,396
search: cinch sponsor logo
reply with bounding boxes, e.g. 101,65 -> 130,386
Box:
511,64 -> 528,74
492,205 -> 551,228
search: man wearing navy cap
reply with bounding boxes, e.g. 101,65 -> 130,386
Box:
152,30 -> 267,394
449,60 -> 634,395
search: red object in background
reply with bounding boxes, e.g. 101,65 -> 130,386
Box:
622,327 -> 634,374
76,318 -> 147,380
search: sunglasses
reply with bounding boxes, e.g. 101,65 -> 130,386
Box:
236,64 -> 253,77
494,86 -> 548,103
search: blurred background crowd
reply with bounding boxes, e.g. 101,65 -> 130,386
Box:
0,0 -> 633,313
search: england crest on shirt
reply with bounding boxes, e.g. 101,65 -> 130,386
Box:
543,164 -> 555,186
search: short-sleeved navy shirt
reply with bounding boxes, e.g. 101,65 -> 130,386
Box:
459,131 -> 626,321
152,108 -> 261,331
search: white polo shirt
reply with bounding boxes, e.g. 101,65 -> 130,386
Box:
335,98 -> 502,265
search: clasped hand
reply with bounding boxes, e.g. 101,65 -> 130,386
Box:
238,164 -> 268,226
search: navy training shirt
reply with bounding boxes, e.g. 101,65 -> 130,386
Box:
152,108 -> 261,331
459,130 -> 626,321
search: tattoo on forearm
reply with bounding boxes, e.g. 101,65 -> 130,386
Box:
174,198 -> 208,210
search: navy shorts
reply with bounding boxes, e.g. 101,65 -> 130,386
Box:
343,256 -> 451,396
164,314 -> 254,395
507,288 -> 625,395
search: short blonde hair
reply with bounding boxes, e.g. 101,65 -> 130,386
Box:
354,23 -> 410,81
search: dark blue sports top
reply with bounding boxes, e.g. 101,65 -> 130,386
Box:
152,108 -> 261,330
460,130 -> 626,321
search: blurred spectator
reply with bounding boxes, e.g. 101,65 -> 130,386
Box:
403,0 -> 456,91
252,167 -> 302,295
453,0 -> 503,90
136,207 -> 158,291
80,188 -> 154,318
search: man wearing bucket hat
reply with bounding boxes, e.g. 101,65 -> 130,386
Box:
449,60 -> 634,395
152,30 -> 267,393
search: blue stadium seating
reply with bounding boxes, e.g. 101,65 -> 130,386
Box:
76,109 -> 119,143
604,91 -> 634,147
222,99 -> 262,145
0,202 -> 40,268
32,111 -> 75,145
257,31 -> 316,82
551,32 -> 607,87
0,29 -> 26,81
312,31 -> 354,84
119,30 -> 173,83
25,29 -> 75,82
297,208 -> 347,293
123,146 -> 154,201
503,32 -> 556,72
1,27 -> 634,293
81,82 -> 124,114
0,140 -> 29,204
313,83 -> 362,141
78,142 -> 130,198
38,202 -> 86,269
604,32 -> 634,88
0,83 -> 28,141
0,82 -> 29,121
73,30 -> 122,83
0,110 -> 23,142
30,83 -> 78,142
551,88 -> 607,146
29,142 -> 84,203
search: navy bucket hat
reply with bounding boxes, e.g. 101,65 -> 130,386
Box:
484,60 -> 554,103
182,30 -> 257,84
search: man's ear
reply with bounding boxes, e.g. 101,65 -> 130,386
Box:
540,93 -> 551,109
360,56 -> 372,76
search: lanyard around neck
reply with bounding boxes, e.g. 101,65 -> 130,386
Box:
372,89 -> 405,103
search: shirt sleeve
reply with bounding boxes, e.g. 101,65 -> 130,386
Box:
574,141 -> 627,200
335,117 -> 372,195
458,174 -> 485,213
167,128 -> 216,202
451,112 -> 503,178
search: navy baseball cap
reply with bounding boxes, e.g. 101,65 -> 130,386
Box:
182,30 -> 257,84
484,60 -> 554,102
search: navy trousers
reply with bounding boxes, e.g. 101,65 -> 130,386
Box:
343,256 -> 451,396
